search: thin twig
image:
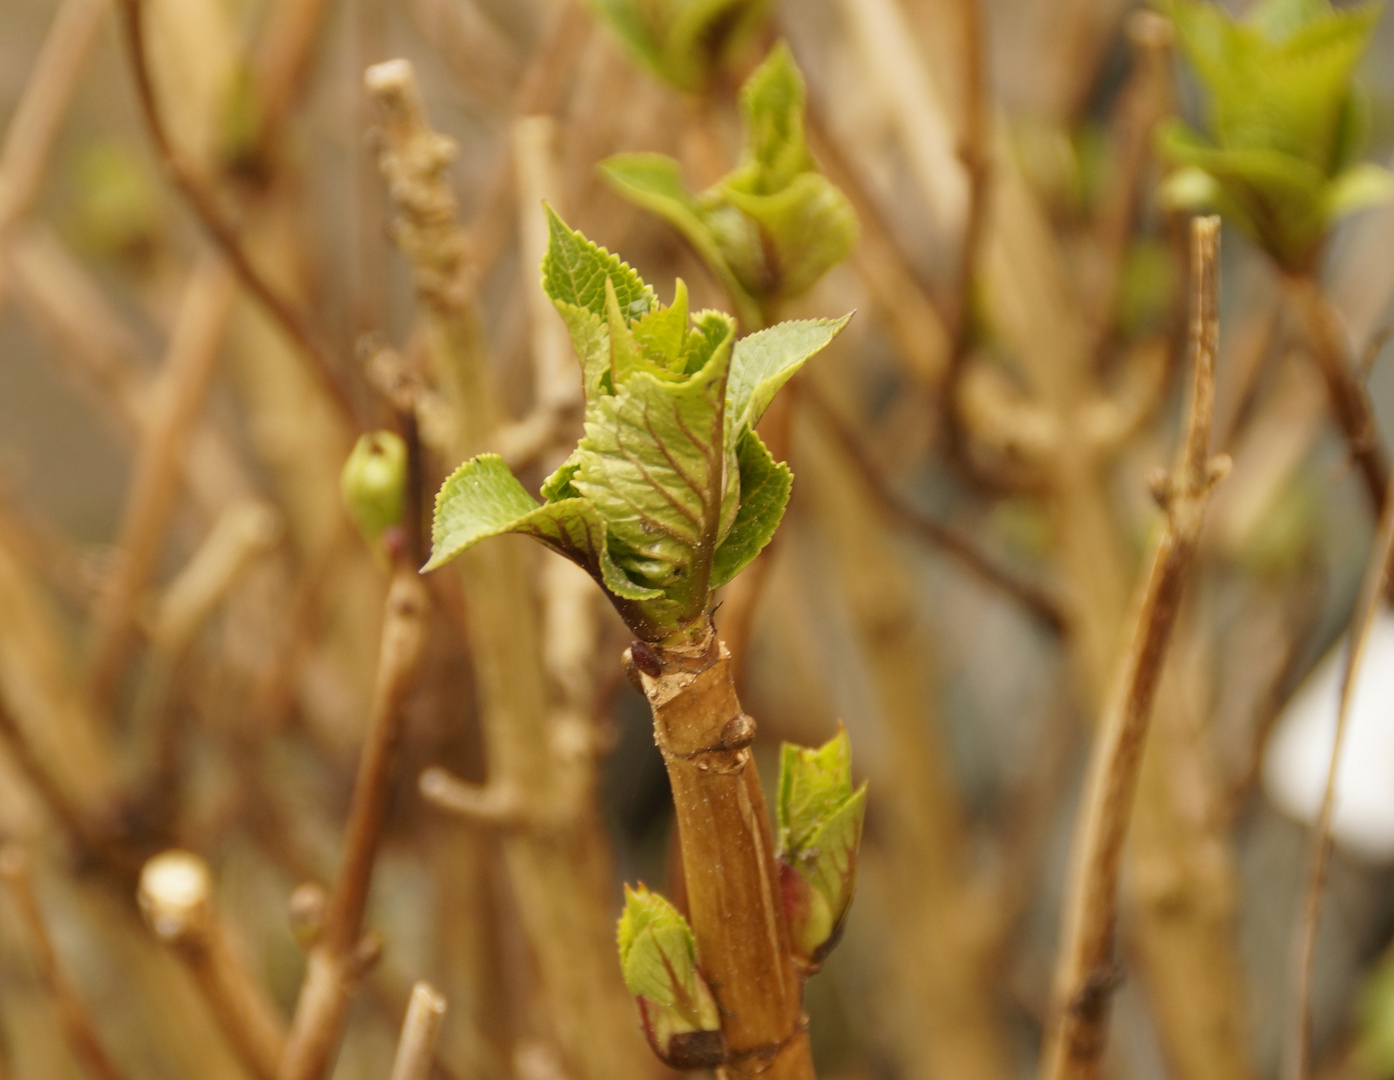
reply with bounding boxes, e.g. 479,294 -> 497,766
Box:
1288,470 -> 1394,1080
279,564 -> 430,1080
113,0 -> 356,428
0,847 -> 129,1080
804,384 -> 1068,633
1040,217 -> 1229,1080
390,982 -> 448,1080
1282,271 -> 1389,513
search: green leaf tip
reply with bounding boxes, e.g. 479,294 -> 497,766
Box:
616,884 -> 724,1068
341,431 -> 407,552
1161,0 -> 1390,270
602,44 -> 857,321
585,0 -> 774,92
777,726 -> 867,968
429,214 -> 849,641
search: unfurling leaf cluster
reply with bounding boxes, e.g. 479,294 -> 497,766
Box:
602,43 -> 858,329
616,884 -> 724,1068
1159,0 -> 1393,270
423,208 -> 849,642
777,727 -> 868,969
585,0 -> 772,93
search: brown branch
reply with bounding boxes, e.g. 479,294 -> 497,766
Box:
945,0 -> 990,382
804,384 -> 1068,633
390,982 -> 448,1080
279,564 -> 430,1080
1288,471 -> 1394,1080
0,847 -> 129,1080
631,631 -> 814,1080
1040,216 -> 1229,1080
138,850 -> 288,1080
1282,271 -> 1389,513
113,0 -> 357,429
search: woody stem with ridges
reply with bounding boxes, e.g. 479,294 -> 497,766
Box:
628,626 -> 814,1080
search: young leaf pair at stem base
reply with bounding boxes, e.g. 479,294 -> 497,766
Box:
617,728 -> 867,1068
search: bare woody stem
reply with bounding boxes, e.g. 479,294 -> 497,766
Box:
0,847 -> 129,1080
630,630 -> 814,1080
279,564 -> 430,1080
1040,216 -> 1229,1080
1281,270 -> 1389,514
1288,460 -> 1394,1080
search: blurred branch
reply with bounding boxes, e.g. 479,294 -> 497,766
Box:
1086,12 -> 1173,357
391,983 -> 448,1080
113,0 -> 357,428
138,850 -> 288,1080
280,565 -> 430,1080
803,105 -> 951,388
1042,217 -> 1228,1080
367,58 -> 653,1080
804,384 -> 1067,633
88,256 -> 238,712
1281,272 -> 1389,513
0,0 -> 107,235
1289,470 -> 1394,1080
0,847 -> 129,1080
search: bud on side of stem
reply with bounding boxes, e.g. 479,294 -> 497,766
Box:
776,726 -> 867,970
616,883 -> 724,1069
341,431 -> 407,556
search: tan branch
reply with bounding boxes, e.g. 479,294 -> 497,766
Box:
113,0 -> 356,428
1281,271 -> 1389,513
390,982 -> 448,1080
1041,217 -> 1229,1080
0,0 -> 107,235
138,850 -> 288,1080
1288,465 -> 1394,1080
279,565 -> 430,1080
88,256 -> 238,710
0,847 -> 129,1080
632,632 -> 814,1080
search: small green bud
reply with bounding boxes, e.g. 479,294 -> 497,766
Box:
340,431 -> 407,551
776,726 -> 867,969
616,884 -> 724,1068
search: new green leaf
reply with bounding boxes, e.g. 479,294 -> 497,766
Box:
776,727 -> 868,965
616,884 -> 724,1067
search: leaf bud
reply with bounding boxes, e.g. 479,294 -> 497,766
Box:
776,726 -> 867,969
340,431 -> 407,553
616,883 -> 725,1068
